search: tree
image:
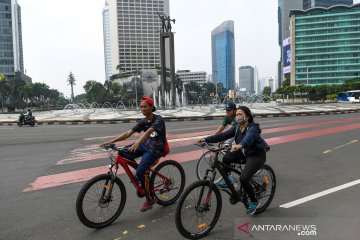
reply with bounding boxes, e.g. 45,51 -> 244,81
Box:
7,74 -> 26,111
67,72 -> 76,102
0,74 -> 9,112
19,83 -> 34,107
296,84 -> 306,102
83,80 -> 106,103
262,86 -> 271,96
184,81 -> 202,105
276,87 -> 285,102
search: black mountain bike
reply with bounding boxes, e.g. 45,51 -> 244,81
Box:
175,142 -> 276,239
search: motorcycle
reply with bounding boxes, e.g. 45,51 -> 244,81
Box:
18,113 -> 35,127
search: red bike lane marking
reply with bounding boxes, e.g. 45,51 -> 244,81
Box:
23,150 -> 203,192
262,116 -> 360,134
23,122 -> 360,192
67,116 -> 360,163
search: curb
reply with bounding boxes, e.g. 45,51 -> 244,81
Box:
1,109 -> 359,126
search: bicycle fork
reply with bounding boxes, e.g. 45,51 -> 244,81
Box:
100,165 -> 120,203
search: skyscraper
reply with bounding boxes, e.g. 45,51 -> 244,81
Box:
0,0 -> 27,81
303,0 -> 353,10
103,1 -> 112,81
104,0 -> 169,80
211,20 -> 235,94
277,0 -> 303,87
238,66 -> 255,95
290,4 -> 360,86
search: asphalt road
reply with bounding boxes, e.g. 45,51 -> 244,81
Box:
1,113 -> 360,240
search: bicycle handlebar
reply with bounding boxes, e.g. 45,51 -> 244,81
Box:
102,144 -> 129,152
195,141 -> 231,152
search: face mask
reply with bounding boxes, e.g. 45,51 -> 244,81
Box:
235,116 -> 245,125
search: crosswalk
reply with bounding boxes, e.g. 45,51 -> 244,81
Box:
23,116 -> 360,192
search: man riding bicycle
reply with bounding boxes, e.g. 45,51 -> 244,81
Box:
101,96 -> 166,212
215,102 -> 237,134
199,106 -> 269,214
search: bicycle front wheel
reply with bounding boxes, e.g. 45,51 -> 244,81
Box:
196,151 -> 224,183
252,164 -> 276,214
150,160 -> 185,206
175,180 -> 222,239
76,174 -> 126,228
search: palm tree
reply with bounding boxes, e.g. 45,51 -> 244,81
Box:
67,72 -> 76,102
0,74 -> 9,112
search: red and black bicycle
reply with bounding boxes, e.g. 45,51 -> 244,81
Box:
76,144 -> 185,229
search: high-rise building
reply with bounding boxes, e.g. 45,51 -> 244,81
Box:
268,77 -> 275,93
177,70 -> 207,86
103,1 -> 112,81
211,20 -> 235,95
290,4 -> 360,86
238,66 -> 255,95
0,0 -> 29,82
277,0 -> 303,87
303,0 -> 353,10
104,0 -> 169,80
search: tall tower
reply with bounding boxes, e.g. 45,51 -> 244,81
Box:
104,0 -> 170,78
0,0 -> 24,79
238,66 -> 255,95
102,1 -> 112,81
211,20 -> 235,95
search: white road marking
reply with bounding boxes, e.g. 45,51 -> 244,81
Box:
323,139 -> 358,154
280,179 -> 360,208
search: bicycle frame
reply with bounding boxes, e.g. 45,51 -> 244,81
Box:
109,152 -> 172,196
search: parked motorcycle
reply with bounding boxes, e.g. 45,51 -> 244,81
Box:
18,113 -> 35,127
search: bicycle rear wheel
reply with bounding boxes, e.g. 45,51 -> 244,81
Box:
252,164 -> 276,214
76,174 -> 126,228
150,160 -> 185,206
196,151 -> 224,183
175,180 -> 222,239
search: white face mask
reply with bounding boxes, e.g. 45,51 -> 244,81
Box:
235,115 -> 245,125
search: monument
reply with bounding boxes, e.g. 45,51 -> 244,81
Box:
158,13 -> 176,108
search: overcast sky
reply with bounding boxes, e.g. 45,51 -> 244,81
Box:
18,0 -> 360,98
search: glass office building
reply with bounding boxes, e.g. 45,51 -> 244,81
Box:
303,0 -> 353,10
290,4 -> 360,86
0,0 -> 24,79
211,20 -> 235,93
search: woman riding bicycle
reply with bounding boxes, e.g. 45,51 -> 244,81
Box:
101,96 -> 166,212
199,106 -> 269,214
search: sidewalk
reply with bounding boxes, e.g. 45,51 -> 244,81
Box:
1,103 -> 360,126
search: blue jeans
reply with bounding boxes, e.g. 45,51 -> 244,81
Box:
119,143 -> 159,188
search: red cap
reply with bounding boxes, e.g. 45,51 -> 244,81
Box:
140,96 -> 156,112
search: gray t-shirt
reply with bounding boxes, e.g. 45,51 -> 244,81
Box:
132,114 -> 166,157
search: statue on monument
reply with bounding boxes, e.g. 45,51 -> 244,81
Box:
158,12 -> 175,32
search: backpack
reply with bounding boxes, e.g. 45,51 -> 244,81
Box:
162,138 -> 170,157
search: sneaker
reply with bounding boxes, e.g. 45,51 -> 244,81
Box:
140,197 -> 157,212
216,174 -> 236,189
216,179 -> 228,189
246,201 -> 260,215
